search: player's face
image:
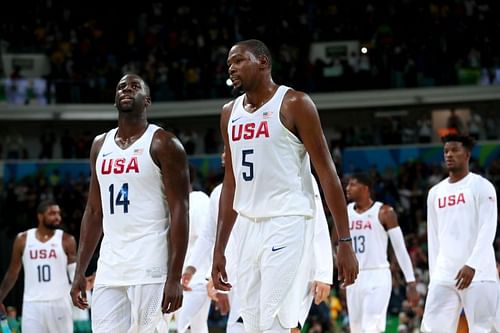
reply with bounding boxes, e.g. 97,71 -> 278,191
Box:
40,205 -> 62,230
345,178 -> 365,202
227,45 -> 260,94
114,75 -> 150,112
443,141 -> 469,172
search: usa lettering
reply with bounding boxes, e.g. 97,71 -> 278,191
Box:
101,157 -> 139,174
438,193 -> 465,208
232,121 -> 270,141
350,220 -> 372,230
29,249 -> 57,259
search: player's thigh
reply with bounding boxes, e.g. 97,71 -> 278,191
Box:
127,283 -> 164,332
45,297 -> 73,333
462,281 -> 497,332
421,283 -> 461,333
91,285 -> 131,333
361,278 -> 391,332
22,301 -> 47,333
260,216 -> 307,328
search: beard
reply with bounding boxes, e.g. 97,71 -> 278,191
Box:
231,85 -> 244,97
43,221 -> 59,230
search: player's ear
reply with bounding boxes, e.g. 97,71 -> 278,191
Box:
259,55 -> 270,69
145,96 -> 151,107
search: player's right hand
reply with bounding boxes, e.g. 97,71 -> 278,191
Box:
70,273 -> 89,309
337,242 -> 359,288
211,252 -> 232,292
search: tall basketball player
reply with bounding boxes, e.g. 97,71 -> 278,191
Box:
212,39 -> 358,332
70,74 -> 190,333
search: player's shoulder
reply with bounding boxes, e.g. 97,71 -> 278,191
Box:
209,183 -> 223,198
283,87 -> 310,103
190,190 -> 210,201
469,172 -> 496,191
62,231 -> 76,242
223,99 -> 236,112
429,177 -> 449,191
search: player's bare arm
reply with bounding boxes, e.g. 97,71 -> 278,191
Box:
71,135 -> 105,309
212,102 -> 237,292
0,232 -> 26,314
152,129 -> 189,313
63,233 -> 77,264
282,90 -> 358,287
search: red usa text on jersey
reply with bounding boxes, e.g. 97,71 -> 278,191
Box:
29,249 -> 57,259
101,157 -> 139,174
437,193 -> 465,208
231,121 -> 270,141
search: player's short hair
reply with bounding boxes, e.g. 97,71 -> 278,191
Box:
441,134 -> 475,151
350,173 -> 372,190
236,39 -> 272,68
37,200 -> 58,214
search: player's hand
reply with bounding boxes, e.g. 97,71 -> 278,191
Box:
206,278 -> 218,301
211,252 -> 232,292
455,265 -> 475,290
181,266 -> 196,291
312,281 -> 331,305
0,303 -> 6,315
70,272 -> 89,309
406,282 -> 420,307
336,241 -> 359,288
162,277 -> 183,313
215,292 -> 230,315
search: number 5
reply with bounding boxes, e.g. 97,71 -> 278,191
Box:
242,149 -> 254,181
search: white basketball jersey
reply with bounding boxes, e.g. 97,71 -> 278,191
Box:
95,124 -> 169,286
427,172 -> 498,282
22,229 -> 69,301
347,202 -> 389,270
184,190 -> 210,284
228,85 -> 314,218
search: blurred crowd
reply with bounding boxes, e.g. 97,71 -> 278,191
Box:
1,0 -> 499,103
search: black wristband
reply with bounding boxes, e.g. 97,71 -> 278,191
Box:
338,236 -> 352,242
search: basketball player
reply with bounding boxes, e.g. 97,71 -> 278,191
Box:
158,173 -> 212,333
70,74 -> 190,333
344,173 -> 419,333
212,39 -> 357,332
421,134 -> 498,332
0,200 -> 77,333
182,152 -> 245,333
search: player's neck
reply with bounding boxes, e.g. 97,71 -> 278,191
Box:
117,118 -> 148,140
354,198 -> 374,213
36,227 -> 56,242
244,81 -> 278,112
448,169 -> 469,183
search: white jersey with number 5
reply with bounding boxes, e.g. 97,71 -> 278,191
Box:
95,124 -> 169,286
228,85 -> 314,218
22,229 -> 69,301
347,201 -> 389,270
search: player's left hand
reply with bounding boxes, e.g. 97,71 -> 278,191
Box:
162,277 -> 183,313
312,281 -> 331,305
455,265 -> 475,290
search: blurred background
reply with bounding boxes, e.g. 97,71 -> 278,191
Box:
0,1 -> 499,332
